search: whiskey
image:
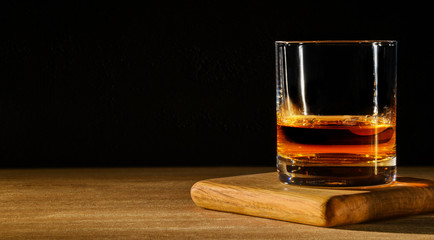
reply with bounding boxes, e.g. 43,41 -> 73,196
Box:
277,115 -> 396,186
277,115 -> 396,161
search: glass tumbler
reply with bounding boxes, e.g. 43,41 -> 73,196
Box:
276,40 -> 397,187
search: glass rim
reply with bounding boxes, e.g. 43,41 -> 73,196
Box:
276,40 -> 397,45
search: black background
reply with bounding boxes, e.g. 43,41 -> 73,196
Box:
1,1 -> 433,168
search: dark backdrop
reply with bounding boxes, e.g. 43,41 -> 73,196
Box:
1,1 -> 432,167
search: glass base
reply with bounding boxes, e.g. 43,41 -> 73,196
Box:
277,155 -> 396,187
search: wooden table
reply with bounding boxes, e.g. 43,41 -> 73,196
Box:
1,167 -> 433,239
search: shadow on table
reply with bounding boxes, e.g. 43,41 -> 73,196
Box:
336,213 -> 434,234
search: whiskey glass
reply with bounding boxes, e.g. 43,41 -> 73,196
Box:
276,40 -> 397,186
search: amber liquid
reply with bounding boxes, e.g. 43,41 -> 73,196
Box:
277,115 -> 396,186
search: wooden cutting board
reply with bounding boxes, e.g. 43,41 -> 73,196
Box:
190,172 -> 434,227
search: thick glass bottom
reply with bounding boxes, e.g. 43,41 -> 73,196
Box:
277,155 -> 396,187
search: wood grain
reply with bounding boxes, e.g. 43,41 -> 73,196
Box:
191,172 -> 434,227
1,167 -> 433,239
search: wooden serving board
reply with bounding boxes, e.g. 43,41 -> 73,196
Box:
190,172 -> 434,227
